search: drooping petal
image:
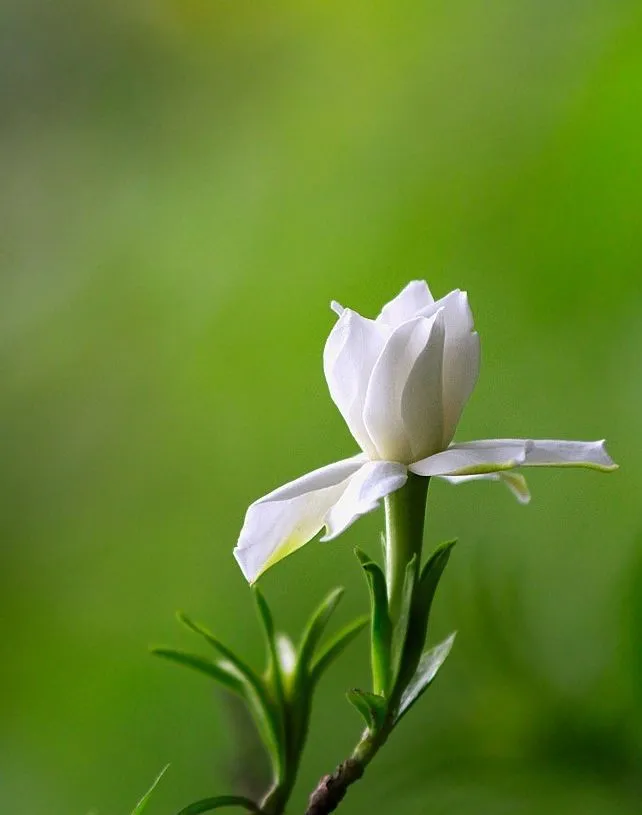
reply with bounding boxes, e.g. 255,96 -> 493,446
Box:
409,439 -> 529,476
439,471 -> 531,504
363,312 -> 445,463
520,439 -> 617,471
234,457 -> 365,583
376,280 -> 434,327
323,308 -> 388,458
322,460 -> 408,540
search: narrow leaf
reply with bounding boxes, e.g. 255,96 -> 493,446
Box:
346,688 -> 387,731
417,541 -> 457,628
177,613 -> 263,694
252,588 -> 287,773
354,548 -> 392,695
297,587 -> 344,674
253,588 -> 285,701
396,632 -> 456,723
131,764 -> 169,815
405,540 -> 457,669
175,613 -> 283,780
309,615 -> 369,683
150,648 -> 244,695
176,795 -> 261,814
390,554 -> 418,689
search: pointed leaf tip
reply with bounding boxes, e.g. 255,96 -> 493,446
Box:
297,586 -> 346,676
310,614 -> 369,682
131,764 -> 169,815
396,632 -> 456,723
354,546 -> 369,565
150,648 -> 245,694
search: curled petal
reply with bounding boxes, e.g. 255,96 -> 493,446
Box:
520,439 -> 617,471
363,312 -> 445,462
323,309 -> 388,458
376,280 -> 434,327
439,471 -> 531,504
234,457 -> 364,583
409,439 -> 529,477
322,460 -> 408,541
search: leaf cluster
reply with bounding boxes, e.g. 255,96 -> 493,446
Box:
347,541 -> 456,745
151,588 -> 367,814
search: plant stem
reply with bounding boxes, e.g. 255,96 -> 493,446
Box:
384,474 -> 430,624
305,475 -> 431,814
304,722 -> 391,815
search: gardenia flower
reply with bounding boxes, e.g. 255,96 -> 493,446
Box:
234,281 -> 616,583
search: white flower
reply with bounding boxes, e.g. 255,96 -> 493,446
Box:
234,281 -> 617,583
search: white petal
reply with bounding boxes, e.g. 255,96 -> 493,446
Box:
521,439 -> 617,471
322,460 -> 408,540
401,312 -> 446,460
394,288 -> 479,445
276,633 -> 297,678
439,471 -> 531,504
330,300 -> 344,316
376,280 -> 434,327
438,291 -> 480,445
234,457 -> 364,583
409,439 -> 529,476
363,312 -> 445,463
323,308 -> 388,458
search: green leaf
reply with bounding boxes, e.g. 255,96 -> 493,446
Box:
131,764 -> 169,815
396,632 -> 456,723
389,554 -> 418,691
297,587 -> 344,675
252,588 -> 287,773
150,648 -> 244,695
253,588 -> 285,701
417,540 -> 457,632
175,613 -> 283,780
354,548 -> 392,696
309,614 -> 369,683
346,688 -> 387,731
397,540 -> 457,692
177,613 -> 264,693
176,795 -> 261,814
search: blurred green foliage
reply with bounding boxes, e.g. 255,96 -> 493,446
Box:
1,1 -> 641,813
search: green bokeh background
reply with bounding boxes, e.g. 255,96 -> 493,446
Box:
2,2 -> 642,813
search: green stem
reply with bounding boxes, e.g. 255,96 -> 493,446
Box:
260,700 -> 312,815
384,474 -> 430,625
305,475 -> 433,815
305,475 -> 432,815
